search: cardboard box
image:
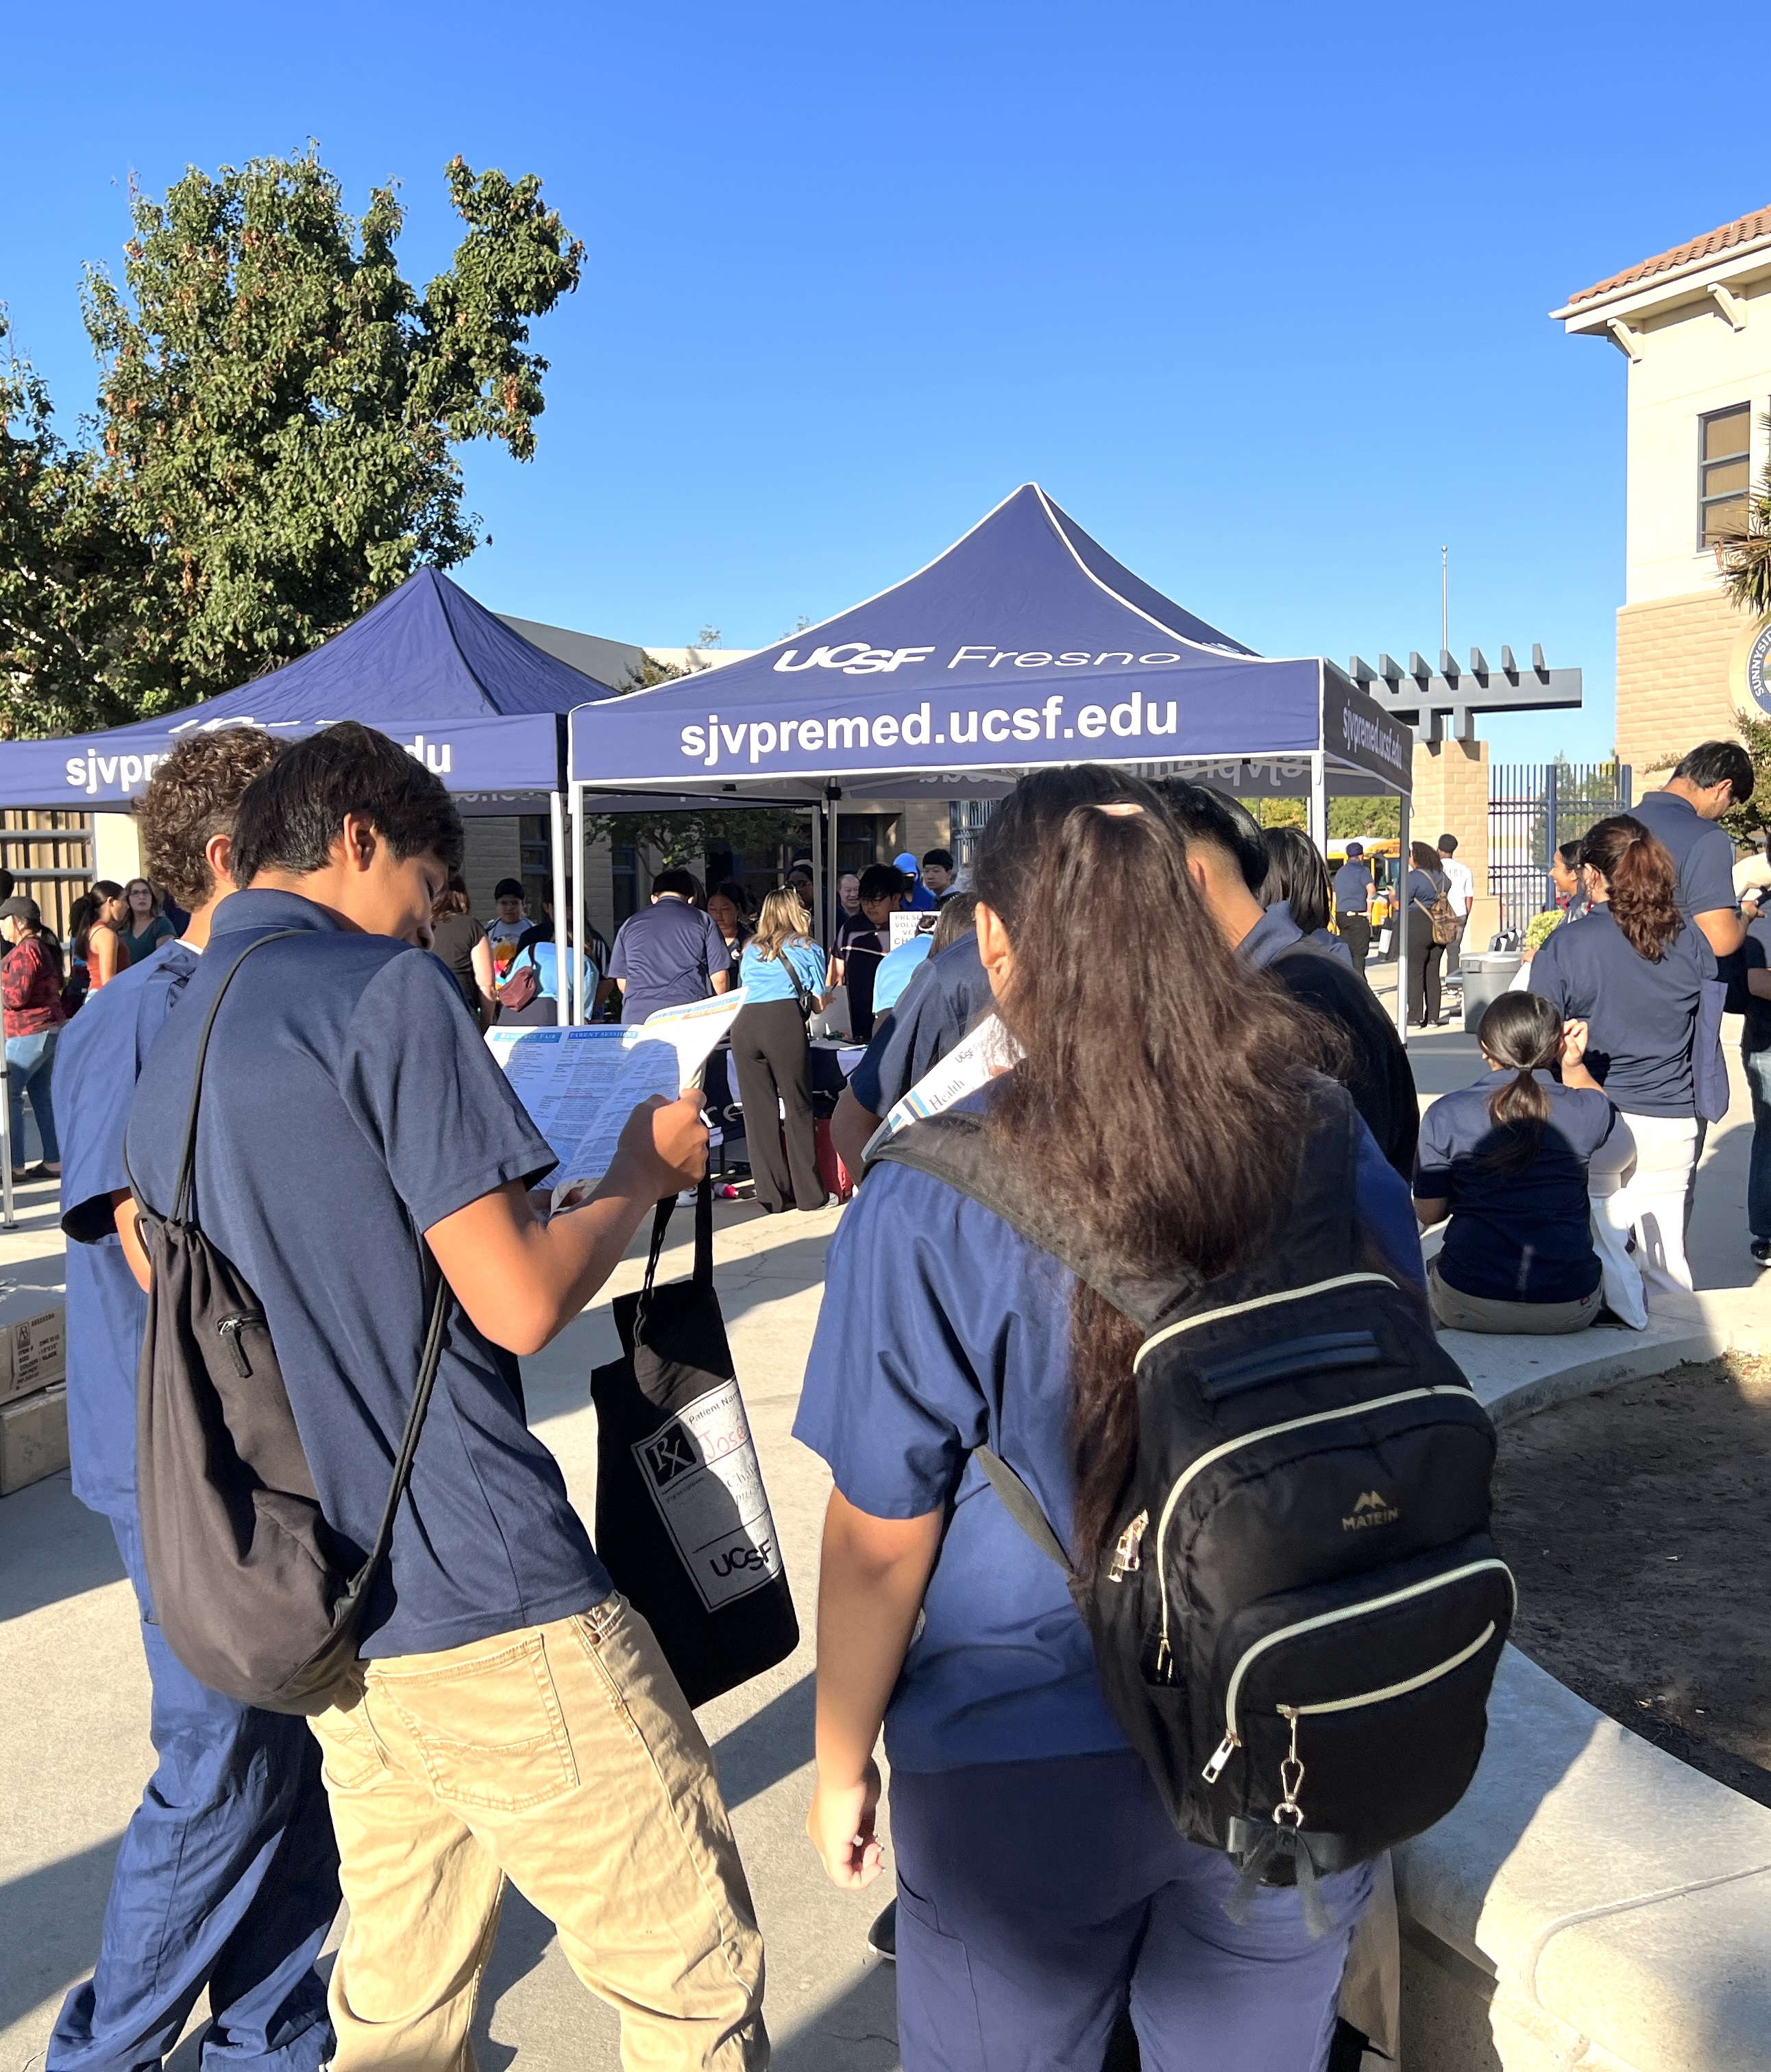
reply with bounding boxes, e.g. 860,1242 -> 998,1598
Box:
0,1381 -> 69,1494
0,1307 -> 66,1407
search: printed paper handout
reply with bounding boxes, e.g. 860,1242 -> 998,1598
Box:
489,991 -> 744,1201
864,1012 -> 1022,1160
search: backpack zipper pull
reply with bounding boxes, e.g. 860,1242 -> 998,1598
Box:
1202,1730 -> 1238,1782
1273,1705 -> 1306,1825
1108,1510 -> 1147,1581
217,1314 -> 262,1379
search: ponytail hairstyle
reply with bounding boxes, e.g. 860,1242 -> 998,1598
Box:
1474,993 -> 1562,1174
1258,824 -> 1332,935
1580,815 -> 1681,961
71,881 -> 125,963
975,765 -> 1343,1573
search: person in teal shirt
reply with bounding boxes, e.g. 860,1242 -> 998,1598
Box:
733,887 -> 830,1211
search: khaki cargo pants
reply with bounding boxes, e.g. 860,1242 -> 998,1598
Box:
309,1595 -> 767,2071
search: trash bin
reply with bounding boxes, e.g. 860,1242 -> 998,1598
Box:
1457,952 -> 1523,1025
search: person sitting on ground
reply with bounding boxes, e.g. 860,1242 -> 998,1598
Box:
798,764 -> 1412,2067
920,848 -> 955,901
429,872 -> 498,1028
1413,994 -> 1631,1335
1527,815 -> 1709,1324
1260,825 -> 1352,965
1160,781 -> 1419,1179
833,863 -> 907,1043
831,894 -> 992,1177
607,865 -> 734,1024
732,887 -> 831,1214
1,893 -> 67,1180
71,880 -> 132,997
119,878 -> 178,965
121,721 -> 764,2064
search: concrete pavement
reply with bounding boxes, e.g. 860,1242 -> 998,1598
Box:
1,978 -> 1764,2070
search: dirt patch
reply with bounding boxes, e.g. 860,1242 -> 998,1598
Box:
1491,1355 -> 1771,1809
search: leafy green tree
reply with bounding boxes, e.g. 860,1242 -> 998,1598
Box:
1716,411 -> 1771,620
0,315 -> 149,736
2,149 -> 582,732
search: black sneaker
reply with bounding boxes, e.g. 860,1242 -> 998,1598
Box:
1752,1237 -> 1771,1269
865,1899 -> 896,1962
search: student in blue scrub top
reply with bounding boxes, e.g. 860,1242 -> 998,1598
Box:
1413,992 -> 1632,1335
1526,815 -> 1709,1326
731,885 -> 831,1212
49,730 -> 343,2072
798,766 -> 1408,2072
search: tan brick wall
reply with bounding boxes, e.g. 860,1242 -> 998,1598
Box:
1410,739 -> 1489,896
1615,589 -> 1742,782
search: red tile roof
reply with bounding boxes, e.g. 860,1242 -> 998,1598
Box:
1568,205 -> 1771,305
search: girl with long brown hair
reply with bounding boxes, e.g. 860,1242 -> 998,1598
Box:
1526,814 -> 1709,1322
795,766 -> 1425,2071
1413,993 -> 1630,1333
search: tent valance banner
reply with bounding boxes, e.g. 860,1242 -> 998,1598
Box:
568,484 -> 1413,797
0,567 -> 615,811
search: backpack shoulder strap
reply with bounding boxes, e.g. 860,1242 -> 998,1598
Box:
128,929 -> 304,1224
870,1111 -> 1195,1329
973,1445 -> 1073,1573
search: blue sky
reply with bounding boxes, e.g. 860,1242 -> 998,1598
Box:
3,1 -> 1761,765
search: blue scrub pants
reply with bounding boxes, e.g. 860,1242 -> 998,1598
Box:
890,1751 -> 1371,2072
49,1511 -> 340,2072
1746,1047 -> 1771,1239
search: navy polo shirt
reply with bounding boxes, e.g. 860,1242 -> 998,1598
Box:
1332,862 -> 1372,914
609,896 -> 733,1024
794,1089 -> 1424,1775
125,889 -> 609,1660
1415,1070 -> 1614,1303
1628,790 -> 1736,922
848,935 -> 995,1116
1238,903 -> 1304,968
57,940 -> 198,1518
1526,905 -> 1709,1117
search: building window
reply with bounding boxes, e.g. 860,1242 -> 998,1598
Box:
1699,403 -> 1752,550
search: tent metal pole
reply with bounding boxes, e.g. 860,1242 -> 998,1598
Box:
1309,754 -> 1328,854
0,1059 -> 12,1230
808,803 -> 823,943
570,783 -> 587,1025
550,789 -> 569,1028
1395,785 -> 1410,1046
825,782 -> 842,948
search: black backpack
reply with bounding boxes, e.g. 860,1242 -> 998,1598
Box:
872,1083 -> 1512,1910
129,932 -> 449,1714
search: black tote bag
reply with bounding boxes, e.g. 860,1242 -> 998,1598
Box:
590,1178 -> 798,1705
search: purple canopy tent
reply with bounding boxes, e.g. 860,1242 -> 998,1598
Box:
566,484 -> 1417,1033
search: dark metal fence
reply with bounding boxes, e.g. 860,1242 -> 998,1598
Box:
1487,762 -> 1632,933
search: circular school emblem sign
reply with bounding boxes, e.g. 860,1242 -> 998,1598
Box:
1730,616 -> 1771,722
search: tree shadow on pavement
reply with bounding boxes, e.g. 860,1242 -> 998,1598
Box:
710,1672 -> 816,1813
0,1472 -> 125,1623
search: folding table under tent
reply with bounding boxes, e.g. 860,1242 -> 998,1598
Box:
565,482 -> 1419,1029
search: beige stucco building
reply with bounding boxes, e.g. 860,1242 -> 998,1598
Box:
1552,206 -> 1771,777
